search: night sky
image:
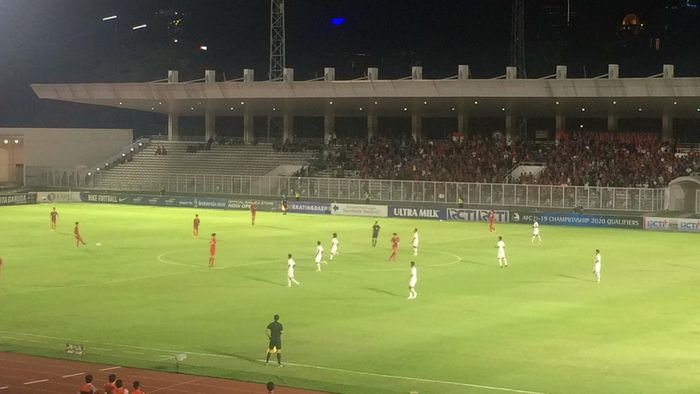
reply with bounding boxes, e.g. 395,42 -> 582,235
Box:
1,0 -> 699,135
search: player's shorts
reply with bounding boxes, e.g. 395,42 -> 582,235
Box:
497,251 -> 506,259
288,269 -> 295,278
331,246 -> 338,254
409,278 -> 417,287
268,338 -> 282,351
315,256 -> 322,263
210,248 -> 216,256
412,243 -> 419,248
533,230 -> 539,236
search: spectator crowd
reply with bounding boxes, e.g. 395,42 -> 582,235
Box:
304,131 -> 699,188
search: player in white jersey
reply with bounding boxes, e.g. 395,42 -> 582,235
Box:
496,236 -> 508,268
407,261 -> 418,299
593,249 -> 601,283
330,233 -> 339,261
314,241 -> 326,271
532,220 -> 542,243
287,253 -> 300,287
411,228 -> 419,256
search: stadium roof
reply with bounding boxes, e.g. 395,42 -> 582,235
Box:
31,65 -> 700,119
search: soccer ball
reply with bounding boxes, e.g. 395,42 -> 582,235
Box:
95,242 -> 102,247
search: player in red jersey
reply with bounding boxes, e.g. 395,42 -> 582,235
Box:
74,222 -> 86,247
488,210 -> 496,233
193,214 -> 200,239
50,207 -> 59,231
389,233 -> 400,261
104,374 -> 117,394
208,233 -> 217,268
78,374 -> 97,394
131,381 -> 145,394
250,200 -> 257,226
0,256 -> 4,277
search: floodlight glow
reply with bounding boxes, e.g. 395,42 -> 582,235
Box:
331,17 -> 346,25
199,45 -> 208,51
451,107 -> 455,111
230,107 -> 234,110
581,107 -> 586,112
102,15 -> 117,21
673,101 -> 678,105
501,107 -> 506,111
87,172 -> 92,176
241,101 -> 245,105
130,148 -> 134,152
638,108 -> 643,112
132,24 -> 147,30
2,139 -> 8,144
613,101 -> 617,105
138,142 -> 143,147
555,101 -> 560,105
122,153 -> 126,157
14,139 -> 19,143
474,101 -> 478,105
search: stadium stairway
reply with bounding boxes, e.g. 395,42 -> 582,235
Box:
92,141 -> 314,192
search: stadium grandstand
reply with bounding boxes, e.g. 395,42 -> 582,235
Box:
8,64 -> 696,212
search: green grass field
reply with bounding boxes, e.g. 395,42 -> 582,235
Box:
1,203 -> 699,394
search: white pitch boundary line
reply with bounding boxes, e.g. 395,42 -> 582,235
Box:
0,386 -> 8,390
62,372 -> 84,378
99,366 -> 121,372
0,330 -> 547,394
157,250 -> 278,271
254,359 -> 547,394
23,379 -> 49,385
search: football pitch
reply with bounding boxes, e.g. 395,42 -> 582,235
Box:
1,203 -> 699,394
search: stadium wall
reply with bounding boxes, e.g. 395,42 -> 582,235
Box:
0,128 -> 133,170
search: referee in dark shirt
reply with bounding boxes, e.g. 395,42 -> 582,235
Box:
265,314 -> 284,367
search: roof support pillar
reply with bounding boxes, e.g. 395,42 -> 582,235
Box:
324,112 -> 335,143
205,111 -> 216,141
283,112 -> 294,142
168,113 -> 179,141
555,114 -> 566,133
607,114 -> 618,132
505,115 -> 515,141
457,113 -> 468,135
662,113 -> 674,142
411,112 -> 423,141
367,113 -> 377,142
244,113 -> 254,145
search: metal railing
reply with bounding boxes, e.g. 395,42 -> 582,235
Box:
29,170 -> 666,212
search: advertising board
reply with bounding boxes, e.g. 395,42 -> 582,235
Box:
331,203 -> 388,217
37,192 -> 82,202
446,209 -> 510,223
0,193 -> 36,206
388,206 -> 446,220
511,211 -> 642,229
644,217 -> 700,233
287,201 -> 331,214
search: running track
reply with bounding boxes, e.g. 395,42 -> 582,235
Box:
0,352 -> 328,393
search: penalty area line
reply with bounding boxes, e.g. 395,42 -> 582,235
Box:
255,359 -> 547,394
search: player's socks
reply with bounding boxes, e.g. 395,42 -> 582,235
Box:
277,354 -> 282,366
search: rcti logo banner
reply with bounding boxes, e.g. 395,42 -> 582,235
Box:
644,217 -> 700,233
388,206 -> 446,220
446,209 -> 510,223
